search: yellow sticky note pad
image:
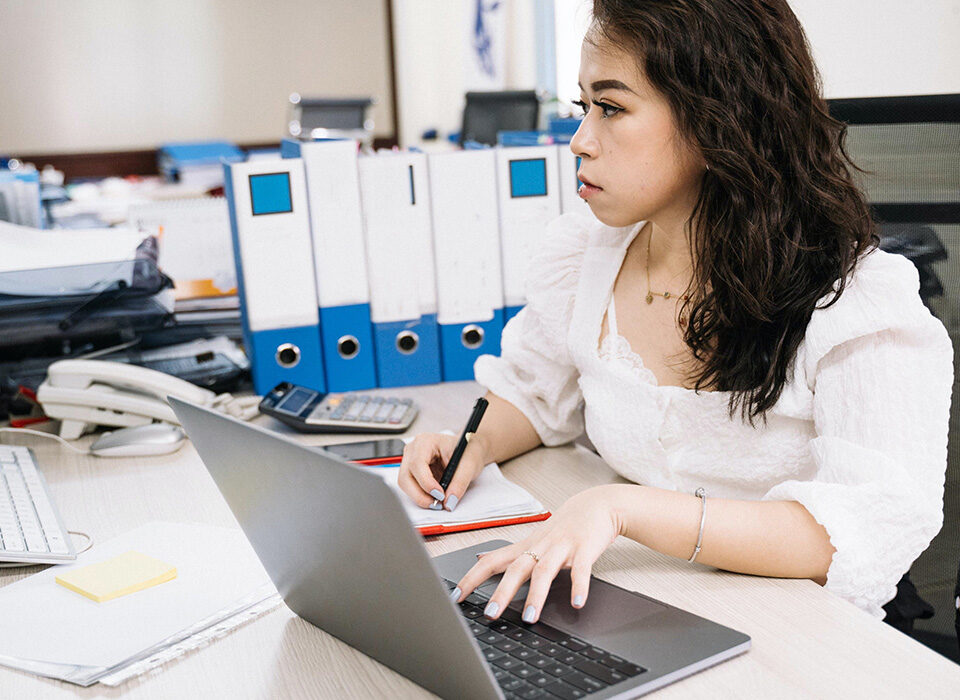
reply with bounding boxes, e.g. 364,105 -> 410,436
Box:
56,551 -> 177,603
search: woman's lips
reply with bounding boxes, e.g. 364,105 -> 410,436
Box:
577,174 -> 602,200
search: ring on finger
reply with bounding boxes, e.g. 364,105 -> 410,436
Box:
522,550 -> 541,563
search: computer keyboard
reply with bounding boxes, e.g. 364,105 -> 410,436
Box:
0,445 -> 76,565
443,578 -> 647,699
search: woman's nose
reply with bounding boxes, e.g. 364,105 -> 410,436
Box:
569,116 -> 599,160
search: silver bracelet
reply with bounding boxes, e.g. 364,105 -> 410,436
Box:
688,487 -> 707,563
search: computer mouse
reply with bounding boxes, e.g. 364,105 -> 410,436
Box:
89,423 -> 186,457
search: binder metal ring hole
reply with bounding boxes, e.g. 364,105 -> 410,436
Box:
461,325 -> 484,349
396,331 -> 419,355
337,335 -> 360,360
276,343 -> 301,368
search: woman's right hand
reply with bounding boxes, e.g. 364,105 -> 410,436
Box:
398,432 -> 488,512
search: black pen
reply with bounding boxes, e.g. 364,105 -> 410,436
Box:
432,397 -> 489,509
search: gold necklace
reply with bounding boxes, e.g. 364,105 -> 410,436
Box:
644,231 -> 689,304
645,231 -> 690,327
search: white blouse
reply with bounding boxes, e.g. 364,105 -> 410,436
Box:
474,213 -> 954,619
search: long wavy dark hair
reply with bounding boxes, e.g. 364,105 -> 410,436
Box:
590,0 -> 878,424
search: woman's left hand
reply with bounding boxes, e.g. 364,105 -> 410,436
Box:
450,484 -> 626,624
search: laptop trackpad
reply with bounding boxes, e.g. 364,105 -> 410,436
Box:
501,570 -> 666,637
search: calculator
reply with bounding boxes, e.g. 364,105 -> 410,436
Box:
258,382 -> 418,434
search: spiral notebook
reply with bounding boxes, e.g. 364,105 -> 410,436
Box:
358,462 -> 551,536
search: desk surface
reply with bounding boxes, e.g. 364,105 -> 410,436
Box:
1,381 -> 958,699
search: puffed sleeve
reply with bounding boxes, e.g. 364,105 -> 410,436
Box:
473,213 -> 594,445
762,249 -> 954,618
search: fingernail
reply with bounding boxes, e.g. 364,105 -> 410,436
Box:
475,550 -> 491,558
430,488 -> 444,500
449,587 -> 461,602
573,594 -> 584,607
522,605 -> 536,623
428,501 -> 443,510
484,601 -> 499,617
446,494 -> 459,512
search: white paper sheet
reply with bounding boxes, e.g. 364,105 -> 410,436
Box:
0,522 -> 274,669
361,462 -> 546,526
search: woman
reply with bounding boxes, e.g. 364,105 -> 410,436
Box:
399,0 -> 953,624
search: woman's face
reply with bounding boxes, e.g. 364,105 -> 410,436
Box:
570,35 -> 706,229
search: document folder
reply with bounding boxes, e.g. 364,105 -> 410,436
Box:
224,158 -> 325,395
281,139 -> 377,391
496,145 -> 561,323
427,149 -> 504,381
358,151 -> 441,387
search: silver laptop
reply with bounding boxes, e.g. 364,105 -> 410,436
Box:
170,397 -> 750,699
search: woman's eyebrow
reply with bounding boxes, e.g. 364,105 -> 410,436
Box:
577,79 -> 638,95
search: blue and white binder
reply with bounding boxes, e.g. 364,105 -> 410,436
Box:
358,151 -> 442,387
281,139 -> 377,392
496,146 -> 562,323
224,158 -> 325,395
557,145 -> 590,215
428,149 -> 505,381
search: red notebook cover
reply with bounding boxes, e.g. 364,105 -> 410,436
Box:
351,458 -> 551,536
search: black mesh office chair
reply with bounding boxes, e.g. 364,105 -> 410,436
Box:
460,90 -> 540,146
828,93 -> 960,662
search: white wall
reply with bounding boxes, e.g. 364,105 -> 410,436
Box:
0,0 -> 394,154
553,0 -> 960,105
391,0 -> 538,148
790,0 -> 960,98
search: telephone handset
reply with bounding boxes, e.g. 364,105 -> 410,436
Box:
37,359 -> 217,439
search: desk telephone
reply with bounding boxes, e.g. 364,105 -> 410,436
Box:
36,359 -> 217,439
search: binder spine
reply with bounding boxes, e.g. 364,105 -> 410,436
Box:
224,159 -> 326,395
287,138 -> 379,391
373,314 -> 442,388
438,311 -> 504,382
319,303 -> 378,391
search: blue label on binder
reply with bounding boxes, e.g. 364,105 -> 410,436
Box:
439,310 -> 504,382
249,173 -> 293,215
319,303 -> 378,392
373,315 -> 442,388
509,158 -> 548,198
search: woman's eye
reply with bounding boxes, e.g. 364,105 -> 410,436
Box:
572,99 -> 622,119
594,101 -> 622,119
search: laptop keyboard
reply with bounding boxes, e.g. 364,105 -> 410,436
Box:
443,578 -> 647,699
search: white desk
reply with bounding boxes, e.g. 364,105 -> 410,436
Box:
1,381 -> 958,698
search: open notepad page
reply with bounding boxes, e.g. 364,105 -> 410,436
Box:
360,462 -> 546,527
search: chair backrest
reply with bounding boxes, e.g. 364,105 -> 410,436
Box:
460,90 -> 539,146
828,93 -> 960,659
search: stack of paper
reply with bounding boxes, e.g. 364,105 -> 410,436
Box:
0,522 -> 279,687
361,462 -> 550,535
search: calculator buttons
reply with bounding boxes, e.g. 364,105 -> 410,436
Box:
388,402 -> 410,424
344,398 -> 366,421
359,398 -> 382,421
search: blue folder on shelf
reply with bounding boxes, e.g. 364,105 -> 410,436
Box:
281,138 -> 377,391
358,151 -> 441,387
223,158 -> 325,395
427,149 -> 505,381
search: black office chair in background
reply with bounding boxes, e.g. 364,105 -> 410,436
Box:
828,93 -> 960,662
459,90 -> 540,146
